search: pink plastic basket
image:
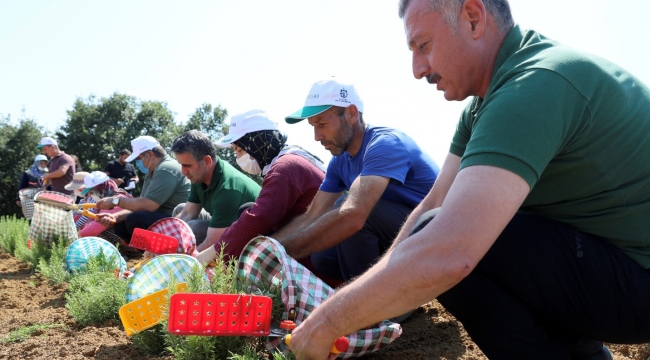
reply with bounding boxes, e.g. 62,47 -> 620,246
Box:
130,228 -> 179,255
167,293 -> 272,336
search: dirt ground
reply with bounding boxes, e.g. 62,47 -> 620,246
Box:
1,250 -> 649,360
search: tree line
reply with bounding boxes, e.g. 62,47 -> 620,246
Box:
0,93 -> 255,218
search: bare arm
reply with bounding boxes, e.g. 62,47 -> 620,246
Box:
176,202 -> 202,223
275,175 -> 390,259
287,165 -> 530,359
43,165 -> 69,180
270,190 -> 341,239
390,153 -> 460,250
95,196 -> 161,212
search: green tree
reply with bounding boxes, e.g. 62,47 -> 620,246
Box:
183,103 -> 262,185
0,116 -> 44,217
56,93 -> 183,172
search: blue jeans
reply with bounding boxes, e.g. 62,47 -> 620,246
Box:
310,195 -> 413,282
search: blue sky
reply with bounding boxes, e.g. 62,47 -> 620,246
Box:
1,0 -> 649,166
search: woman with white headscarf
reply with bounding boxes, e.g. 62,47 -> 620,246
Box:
16,154 -> 48,207
196,109 -> 326,264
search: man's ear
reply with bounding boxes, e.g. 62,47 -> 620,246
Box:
462,0 -> 486,38
346,105 -> 360,124
203,155 -> 214,166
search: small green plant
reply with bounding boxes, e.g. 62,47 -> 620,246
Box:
130,326 -> 167,355
65,251 -> 127,326
0,216 -> 29,256
37,236 -> 71,284
0,323 -> 66,344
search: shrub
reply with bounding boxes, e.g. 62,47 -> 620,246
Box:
65,251 -> 127,326
0,216 -> 29,255
37,237 -> 71,284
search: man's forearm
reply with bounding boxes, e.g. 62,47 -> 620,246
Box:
278,209 -> 362,259
45,168 -> 66,179
111,209 -> 131,223
117,197 -> 159,212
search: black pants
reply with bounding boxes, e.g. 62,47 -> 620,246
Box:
113,211 -> 170,243
411,209 -> 650,360
310,196 -> 413,282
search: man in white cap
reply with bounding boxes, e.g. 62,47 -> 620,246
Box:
170,129 -> 260,250
273,77 -> 440,285
95,135 -> 191,243
37,136 -> 75,195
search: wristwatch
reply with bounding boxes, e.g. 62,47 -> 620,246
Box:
112,197 -> 120,206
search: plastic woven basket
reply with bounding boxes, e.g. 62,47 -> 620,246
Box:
119,282 -> 189,336
167,293 -> 273,336
130,228 -> 179,255
19,187 -> 39,220
125,254 -> 207,303
65,236 -> 127,274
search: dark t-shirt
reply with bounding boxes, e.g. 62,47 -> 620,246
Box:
104,160 -> 137,189
49,152 -> 75,195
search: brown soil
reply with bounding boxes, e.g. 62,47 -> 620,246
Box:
1,250 -> 648,360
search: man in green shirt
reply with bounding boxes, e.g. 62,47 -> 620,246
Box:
171,130 -> 261,252
95,135 -> 191,242
287,1 -> 650,359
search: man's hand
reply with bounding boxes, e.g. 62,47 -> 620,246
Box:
195,246 -> 218,266
95,213 -> 117,227
287,318 -> 340,360
96,197 -> 116,210
115,178 -> 124,186
16,200 -> 21,207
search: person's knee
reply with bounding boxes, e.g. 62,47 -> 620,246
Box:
172,203 -> 186,217
409,208 -> 440,236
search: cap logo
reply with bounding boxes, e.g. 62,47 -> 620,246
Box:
307,94 -> 319,100
231,122 -> 236,127
340,89 -> 348,98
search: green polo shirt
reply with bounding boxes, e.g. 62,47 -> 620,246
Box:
451,25 -> 650,268
187,157 -> 261,228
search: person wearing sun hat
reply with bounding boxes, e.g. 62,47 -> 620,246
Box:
274,77 -> 440,286
75,171 -> 133,244
64,171 -> 95,230
193,110 -> 327,269
37,136 -> 76,195
94,135 -> 190,243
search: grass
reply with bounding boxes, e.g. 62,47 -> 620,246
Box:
0,323 -> 66,344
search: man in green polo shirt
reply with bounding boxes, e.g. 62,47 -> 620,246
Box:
287,1 -> 650,360
171,130 -> 260,252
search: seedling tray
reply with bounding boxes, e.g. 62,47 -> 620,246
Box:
130,228 -> 179,254
167,293 -> 272,336
119,282 -> 188,336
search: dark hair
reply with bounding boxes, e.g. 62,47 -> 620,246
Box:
398,0 -> 513,34
119,149 -> 131,156
149,145 -> 167,158
171,130 -> 216,162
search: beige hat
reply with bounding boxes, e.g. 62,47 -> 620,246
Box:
64,171 -> 90,191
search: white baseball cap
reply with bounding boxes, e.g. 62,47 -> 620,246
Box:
80,171 -> 110,195
36,137 -> 58,149
34,154 -> 48,163
285,78 -> 364,124
214,109 -> 279,148
125,135 -> 160,162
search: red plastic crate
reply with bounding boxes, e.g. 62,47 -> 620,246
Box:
167,293 -> 273,336
130,228 -> 179,255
